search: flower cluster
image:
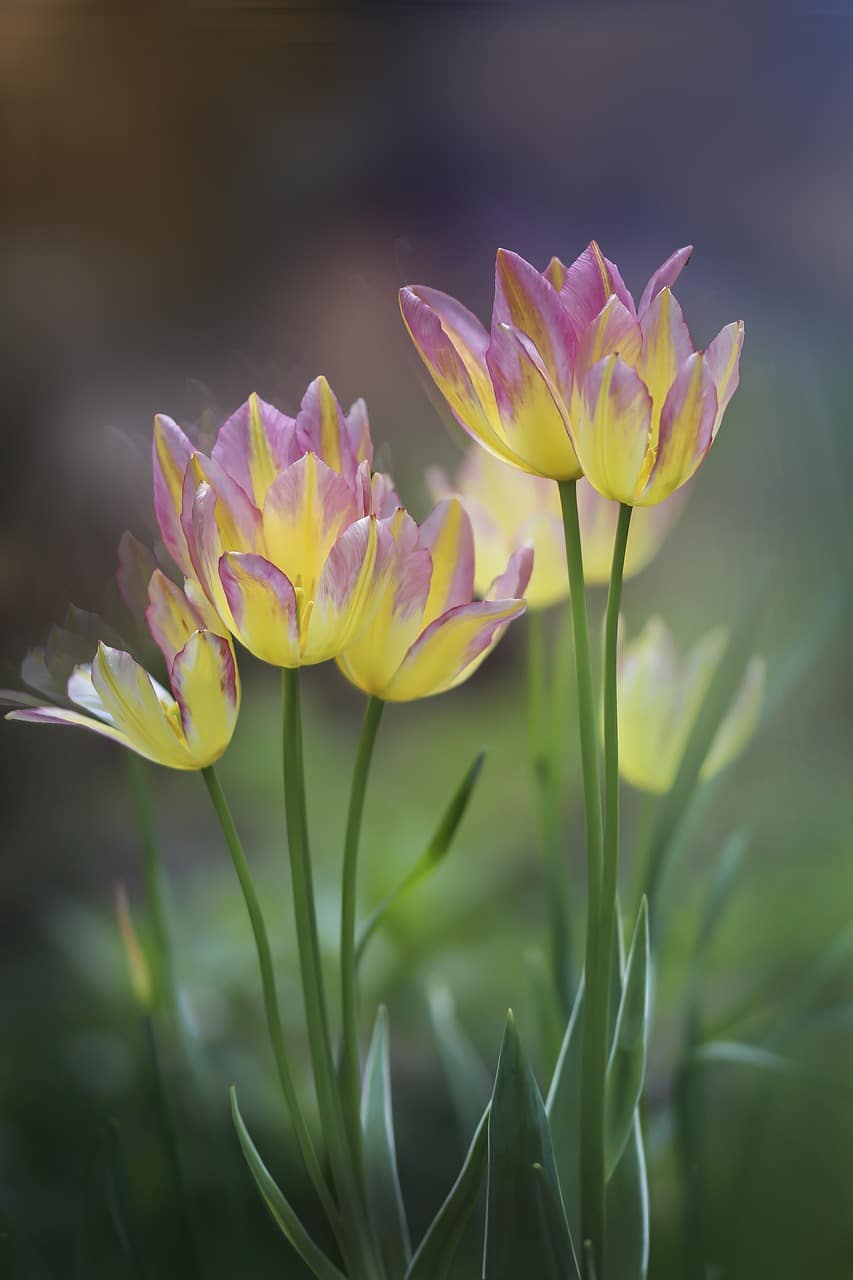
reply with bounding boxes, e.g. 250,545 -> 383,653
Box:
401,241 -> 743,502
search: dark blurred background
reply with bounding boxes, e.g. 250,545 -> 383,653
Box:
2,4 -> 852,1278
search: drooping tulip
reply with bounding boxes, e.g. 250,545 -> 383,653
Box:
153,378 -> 398,667
616,616 -> 765,794
7,573 -> 240,770
428,448 -> 683,609
337,498 -> 531,701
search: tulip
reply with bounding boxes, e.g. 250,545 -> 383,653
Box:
617,617 -> 765,794
337,497 -> 531,701
428,448 -> 683,609
153,378 -> 399,667
401,242 -> 743,502
7,572 -> 240,770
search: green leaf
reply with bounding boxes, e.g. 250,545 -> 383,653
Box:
484,1012 -> 579,1279
694,832 -> 749,962
405,1106 -> 489,1280
605,899 -> 651,1179
606,1115 -> 649,1280
103,1119 -> 149,1280
532,1163 -> 579,1280
545,977 -> 584,1243
356,751 -> 486,967
361,1007 -> 411,1277
428,984 -> 492,1143
230,1088 -> 346,1280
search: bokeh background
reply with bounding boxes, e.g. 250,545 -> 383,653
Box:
2,4 -> 852,1277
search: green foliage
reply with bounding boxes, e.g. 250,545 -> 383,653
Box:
360,1006 -> 411,1277
405,1107 -> 489,1280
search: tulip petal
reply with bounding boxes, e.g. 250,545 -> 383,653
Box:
484,544 -> 534,601
637,246 -> 693,316
212,393 -> 297,505
91,644 -> 190,768
543,256 -> 568,290
575,356 -> 653,503
370,470 -> 401,519
336,510 -> 432,696
147,569 -> 212,667
486,322 -> 581,479
400,288 -> 526,470
153,415 -> 195,573
219,552 -> 301,666
68,663 -> 113,719
386,596 -> 526,702
6,705 -> 136,752
641,354 -> 717,504
558,241 -> 636,336
419,498 -> 475,626
636,288 -> 694,415
575,294 -> 643,374
262,452 -> 359,598
702,656 -> 765,779
295,376 -> 359,479
170,630 -> 239,765
705,321 -> 744,438
344,397 -> 374,470
493,249 -> 576,398
302,515 -> 381,663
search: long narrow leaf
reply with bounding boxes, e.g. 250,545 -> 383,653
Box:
230,1088 -> 345,1280
405,1106 -> 489,1280
606,1115 -> 650,1280
361,1007 -> 411,1276
484,1012 -> 579,1279
545,977 -> 584,1243
356,751 -> 485,966
428,984 -> 492,1142
605,899 -> 651,1179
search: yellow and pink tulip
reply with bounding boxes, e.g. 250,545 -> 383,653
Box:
7,573 -> 240,770
337,497 -> 531,701
400,242 -> 743,502
153,378 -> 398,668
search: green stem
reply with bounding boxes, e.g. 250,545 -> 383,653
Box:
200,766 -> 341,1240
142,1014 -> 203,1280
527,612 -> 572,1018
281,670 -> 381,1280
340,695 -> 385,1189
558,479 -> 605,1278
126,756 -> 176,1018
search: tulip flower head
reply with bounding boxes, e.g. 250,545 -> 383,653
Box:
428,448 -> 684,609
617,617 -> 765,794
7,572 -> 240,770
337,497 -> 531,701
153,378 -> 397,667
401,243 -> 743,502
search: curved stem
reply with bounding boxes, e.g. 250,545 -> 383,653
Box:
126,756 -> 176,1019
281,670 -> 381,1280
340,695 -> 385,1188
200,766 -> 340,1238
558,479 -> 605,1277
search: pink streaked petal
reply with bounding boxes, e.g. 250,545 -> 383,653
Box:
170,630 -> 239,764
91,644 -> 189,766
262,452 -> 359,595
405,284 -> 491,364
146,569 -> 209,667
419,497 -> 475,625
575,294 -> 643,376
637,287 -> 695,411
486,322 -> 581,479
370,470 -> 401,519
303,516 -> 381,662
493,249 -> 576,397
344,397 -> 374,470
705,320 -> 744,438
211,392 -> 298,504
294,376 -> 358,479
386,596 -> 527,701
642,353 -> 717,504
576,355 -> 654,503
558,241 -> 636,336
637,245 -> 693,316
183,452 -> 261,549
219,552 -> 300,666
485,545 -> 534,601
543,256 -> 568,291
152,415 -> 194,573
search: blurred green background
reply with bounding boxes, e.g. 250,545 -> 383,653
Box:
1,4 -> 852,1277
